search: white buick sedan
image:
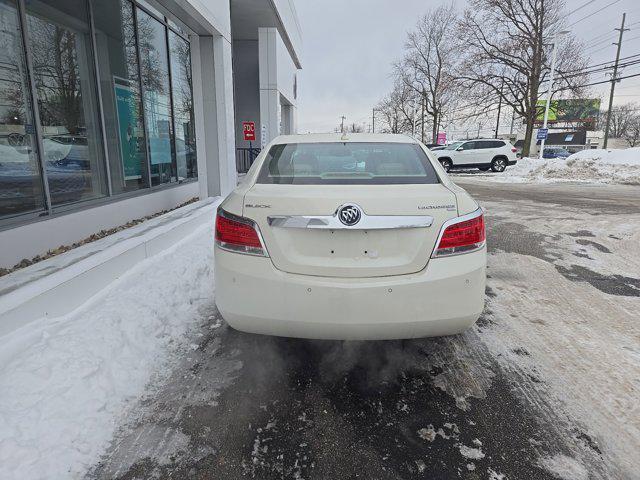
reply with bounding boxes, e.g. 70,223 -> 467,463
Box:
214,134 -> 486,340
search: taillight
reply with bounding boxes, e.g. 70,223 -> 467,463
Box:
215,209 -> 268,256
432,209 -> 485,257
511,147 -> 517,153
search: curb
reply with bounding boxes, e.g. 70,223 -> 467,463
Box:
0,199 -> 219,338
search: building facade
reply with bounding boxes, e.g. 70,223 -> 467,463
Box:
0,0 -> 301,268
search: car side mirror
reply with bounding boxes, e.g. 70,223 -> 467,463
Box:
456,147 -> 463,151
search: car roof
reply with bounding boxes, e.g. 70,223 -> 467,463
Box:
271,133 -> 418,144
465,138 -> 507,142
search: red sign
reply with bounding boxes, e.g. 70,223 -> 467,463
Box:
243,121 -> 256,141
436,132 -> 447,145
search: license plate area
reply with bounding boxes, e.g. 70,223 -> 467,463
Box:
269,226 -> 428,270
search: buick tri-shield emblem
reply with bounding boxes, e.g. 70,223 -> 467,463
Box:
337,204 -> 362,226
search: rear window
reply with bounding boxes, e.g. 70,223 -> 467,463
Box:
256,142 -> 440,185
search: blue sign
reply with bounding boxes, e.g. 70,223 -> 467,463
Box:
537,128 -> 548,140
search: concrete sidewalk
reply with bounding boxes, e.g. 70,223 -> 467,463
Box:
0,198 -> 220,337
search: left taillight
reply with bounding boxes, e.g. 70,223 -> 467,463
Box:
215,209 -> 268,256
432,209 -> 486,258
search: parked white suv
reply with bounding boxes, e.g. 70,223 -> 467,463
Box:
214,133 -> 486,340
434,139 -> 518,172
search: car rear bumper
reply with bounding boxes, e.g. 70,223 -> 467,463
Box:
214,246 -> 486,340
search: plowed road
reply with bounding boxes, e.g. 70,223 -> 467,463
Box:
90,180 -> 640,480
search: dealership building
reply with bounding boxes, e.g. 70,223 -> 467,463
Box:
0,0 -> 301,268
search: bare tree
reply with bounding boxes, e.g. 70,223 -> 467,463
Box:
458,0 -> 589,156
348,123 -> 364,133
375,81 -> 418,134
395,4 -> 460,143
623,115 -> 640,147
599,103 -> 638,139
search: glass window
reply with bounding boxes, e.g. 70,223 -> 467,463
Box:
461,141 -> 476,150
169,30 -> 196,180
0,0 -> 46,219
257,143 -> 440,185
25,0 -> 107,207
137,8 -> 175,186
444,141 -> 463,151
92,0 -> 149,194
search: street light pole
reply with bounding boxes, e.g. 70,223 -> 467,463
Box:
540,30 -> 569,157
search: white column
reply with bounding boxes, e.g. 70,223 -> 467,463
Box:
259,28 -> 280,143
192,34 -> 237,199
213,35 -> 237,193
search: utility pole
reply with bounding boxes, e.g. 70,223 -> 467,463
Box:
372,109 -> 377,133
411,100 -> 417,136
421,89 -> 426,143
477,122 -> 481,138
510,108 -> 516,136
340,115 -> 346,133
495,80 -> 504,139
604,13 -> 628,148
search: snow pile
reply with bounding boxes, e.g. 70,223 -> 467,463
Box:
0,219 -> 217,480
519,148 -> 640,184
456,148 -> 640,184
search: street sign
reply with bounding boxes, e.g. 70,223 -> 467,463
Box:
243,121 -> 256,141
537,128 -> 548,140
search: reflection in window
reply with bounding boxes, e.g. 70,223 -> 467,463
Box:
0,0 -> 45,218
26,0 -> 107,207
93,0 -> 149,193
169,31 -> 196,180
138,8 -> 175,186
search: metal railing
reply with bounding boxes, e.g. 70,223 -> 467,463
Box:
236,147 -> 261,173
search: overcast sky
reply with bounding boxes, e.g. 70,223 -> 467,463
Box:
295,0 -> 640,134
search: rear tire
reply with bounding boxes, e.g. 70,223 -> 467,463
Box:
439,159 -> 453,173
478,167 -> 490,171
491,157 -> 507,172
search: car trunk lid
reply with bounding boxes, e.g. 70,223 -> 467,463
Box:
242,184 -> 457,278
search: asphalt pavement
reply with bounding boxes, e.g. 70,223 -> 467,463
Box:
89,178 -> 639,480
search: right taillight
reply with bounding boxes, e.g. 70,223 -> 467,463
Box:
432,210 -> 485,257
215,209 -> 268,256
511,147 -> 517,153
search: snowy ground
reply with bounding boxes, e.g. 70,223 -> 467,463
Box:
1,181 -> 639,480
0,219 -> 219,480
478,194 -> 640,478
450,147 -> 640,185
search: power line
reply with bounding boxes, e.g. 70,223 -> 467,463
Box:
564,53 -> 640,72
583,33 -> 619,52
557,58 -> 640,80
563,53 -> 640,73
567,0 -> 622,28
567,0 -> 601,16
587,41 -> 619,56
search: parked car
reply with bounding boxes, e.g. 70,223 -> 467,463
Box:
542,147 -> 571,159
433,139 -> 518,172
214,133 -> 486,340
